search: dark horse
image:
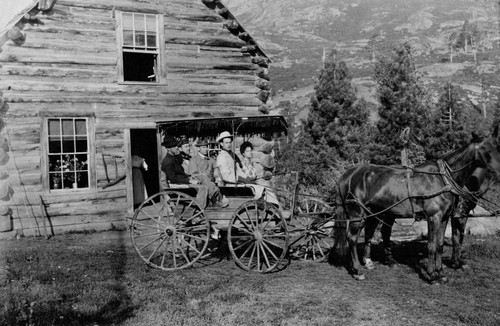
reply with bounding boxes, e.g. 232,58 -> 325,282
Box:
331,128 -> 500,282
361,165 -> 493,272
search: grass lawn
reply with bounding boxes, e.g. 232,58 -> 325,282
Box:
1,230 -> 499,326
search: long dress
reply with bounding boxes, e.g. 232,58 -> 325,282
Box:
132,155 -> 147,206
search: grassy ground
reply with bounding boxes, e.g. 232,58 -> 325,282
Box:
0,230 -> 499,326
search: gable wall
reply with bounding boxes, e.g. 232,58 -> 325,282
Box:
0,0 -> 269,237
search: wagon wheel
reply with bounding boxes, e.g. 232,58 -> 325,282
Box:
288,197 -> 335,261
227,200 -> 289,273
130,191 -> 210,271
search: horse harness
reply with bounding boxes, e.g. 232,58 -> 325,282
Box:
342,150 -> 496,227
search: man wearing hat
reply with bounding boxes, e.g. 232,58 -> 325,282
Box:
188,139 -> 228,207
178,137 -> 192,173
160,135 -> 212,208
216,131 -> 249,184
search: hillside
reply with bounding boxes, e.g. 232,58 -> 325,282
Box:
224,0 -> 500,111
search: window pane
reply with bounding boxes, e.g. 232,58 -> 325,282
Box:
146,15 -> 156,30
76,172 -> 89,188
122,13 -> 133,30
135,32 -> 145,47
75,119 -> 87,135
62,138 -> 75,153
49,155 -> 62,172
146,33 -> 157,48
123,30 -> 134,46
134,14 -> 145,32
62,119 -> 74,136
48,120 -> 60,136
75,139 -> 88,153
48,138 -> 61,154
50,172 -> 63,189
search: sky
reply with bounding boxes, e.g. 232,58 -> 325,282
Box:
0,0 -> 37,34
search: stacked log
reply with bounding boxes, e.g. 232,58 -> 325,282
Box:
200,0 -> 273,115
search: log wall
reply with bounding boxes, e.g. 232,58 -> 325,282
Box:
0,0 -> 271,238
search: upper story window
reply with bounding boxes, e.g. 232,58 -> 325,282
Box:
117,12 -> 165,84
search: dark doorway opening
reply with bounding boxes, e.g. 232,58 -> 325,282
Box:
131,129 -> 159,204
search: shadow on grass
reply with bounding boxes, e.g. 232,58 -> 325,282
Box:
1,231 -> 137,326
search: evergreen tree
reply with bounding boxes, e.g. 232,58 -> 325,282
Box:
370,42 -> 432,165
425,82 -> 469,159
276,51 -> 370,197
304,51 -> 369,162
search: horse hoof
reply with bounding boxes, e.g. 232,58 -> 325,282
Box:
364,258 -> 375,270
353,274 -> 366,281
386,257 -> 396,267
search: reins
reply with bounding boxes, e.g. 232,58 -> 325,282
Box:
341,142 -> 500,227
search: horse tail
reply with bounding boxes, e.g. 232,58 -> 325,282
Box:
329,184 -> 349,267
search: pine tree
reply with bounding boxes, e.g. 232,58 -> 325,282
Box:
305,51 -> 369,162
370,42 -> 431,165
425,82 -> 469,159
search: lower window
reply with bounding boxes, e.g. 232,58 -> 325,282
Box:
47,118 -> 90,190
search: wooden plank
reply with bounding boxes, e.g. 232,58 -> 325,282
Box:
3,92 -> 263,106
0,52 -> 116,66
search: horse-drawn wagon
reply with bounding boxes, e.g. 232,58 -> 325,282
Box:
129,115 -> 500,281
129,115 -> 336,273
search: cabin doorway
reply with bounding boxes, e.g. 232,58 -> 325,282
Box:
130,129 -> 159,207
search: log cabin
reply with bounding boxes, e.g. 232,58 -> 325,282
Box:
0,0 -> 272,238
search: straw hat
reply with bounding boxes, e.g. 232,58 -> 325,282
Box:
216,131 -> 233,143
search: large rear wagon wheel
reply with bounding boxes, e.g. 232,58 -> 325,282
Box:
130,191 -> 210,271
288,198 -> 335,261
227,200 -> 289,273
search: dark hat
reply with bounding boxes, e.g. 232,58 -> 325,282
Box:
178,138 -> 190,146
195,138 -> 209,147
161,135 -> 179,148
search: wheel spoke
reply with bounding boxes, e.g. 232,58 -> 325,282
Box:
132,231 -> 163,239
181,210 -> 204,226
261,239 -> 280,262
235,214 -> 254,233
147,236 -> 168,262
233,238 -> 253,252
259,241 -> 272,269
179,232 -> 207,244
246,243 -> 257,269
256,240 -> 261,271
137,235 -> 163,252
231,224 -> 254,236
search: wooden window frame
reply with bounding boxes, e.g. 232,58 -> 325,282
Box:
40,114 -> 96,193
116,11 -> 166,85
